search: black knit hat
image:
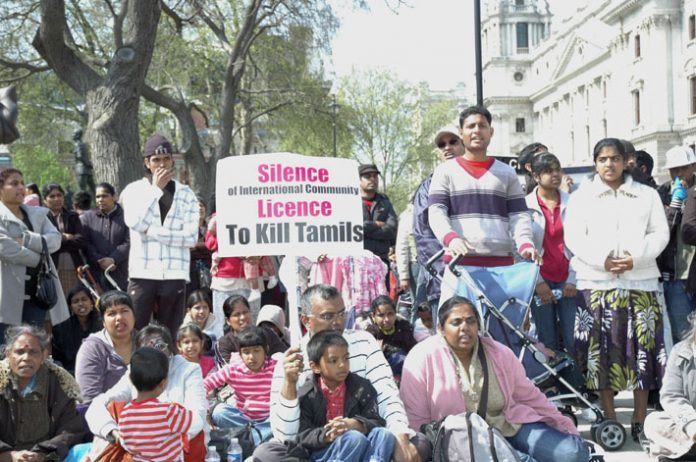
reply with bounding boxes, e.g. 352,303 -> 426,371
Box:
143,134 -> 174,157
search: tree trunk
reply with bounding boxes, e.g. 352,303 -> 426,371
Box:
32,0 -> 162,193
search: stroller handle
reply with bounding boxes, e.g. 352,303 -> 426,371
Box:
425,249 -> 446,277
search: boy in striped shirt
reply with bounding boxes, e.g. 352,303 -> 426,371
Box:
118,347 -> 192,462
204,326 -> 278,444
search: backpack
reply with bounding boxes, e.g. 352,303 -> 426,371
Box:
428,411 -> 522,462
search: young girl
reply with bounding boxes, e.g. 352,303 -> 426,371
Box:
365,295 -> 416,378
183,290 -> 219,344
177,324 -> 216,378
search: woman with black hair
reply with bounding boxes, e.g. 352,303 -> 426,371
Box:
42,183 -> 86,293
52,285 -> 102,374
565,137 -> 669,441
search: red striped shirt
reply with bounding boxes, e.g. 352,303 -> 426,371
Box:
119,399 -> 192,462
203,353 -> 277,421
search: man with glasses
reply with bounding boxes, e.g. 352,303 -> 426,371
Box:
412,125 -> 465,319
120,134 -> 199,336
359,163 -> 398,266
253,284 -> 428,462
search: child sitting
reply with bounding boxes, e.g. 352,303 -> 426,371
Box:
294,330 -> 396,462
413,302 -> 436,342
118,347 -> 192,462
177,324 -> 216,378
365,295 -> 416,377
203,326 -> 277,444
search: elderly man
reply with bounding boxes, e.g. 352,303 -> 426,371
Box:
253,284 -> 428,462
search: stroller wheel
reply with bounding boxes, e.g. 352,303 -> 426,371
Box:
592,420 -> 626,451
560,409 -> 578,427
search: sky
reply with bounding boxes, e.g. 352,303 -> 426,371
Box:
328,0 -> 583,93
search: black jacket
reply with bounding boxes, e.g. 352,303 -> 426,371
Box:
681,186 -> 696,294
657,181 -> 684,279
48,208 -> 86,269
51,310 -> 102,374
362,193 -> 397,262
0,362 -> 85,458
79,204 -> 129,290
296,373 -> 384,454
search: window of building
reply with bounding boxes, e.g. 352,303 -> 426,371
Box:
515,118 -> 526,133
515,0 -> 525,5
516,22 -> 529,51
691,76 -> 696,114
634,34 -> 641,58
690,15 -> 696,40
632,90 -> 641,126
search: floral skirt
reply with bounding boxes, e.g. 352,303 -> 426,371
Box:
573,289 -> 666,391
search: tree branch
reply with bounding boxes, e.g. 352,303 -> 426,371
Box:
231,100 -> 292,138
32,0 -> 103,95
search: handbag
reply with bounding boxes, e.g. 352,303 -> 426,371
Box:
420,342 -> 490,447
34,237 -> 58,310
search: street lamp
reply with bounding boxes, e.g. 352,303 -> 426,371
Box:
330,92 -> 339,157
474,0 -> 483,106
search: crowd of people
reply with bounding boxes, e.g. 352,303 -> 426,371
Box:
2,104 -> 696,462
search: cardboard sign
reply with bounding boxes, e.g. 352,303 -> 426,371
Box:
215,153 -> 364,257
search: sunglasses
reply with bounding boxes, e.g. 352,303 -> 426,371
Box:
437,139 -> 460,149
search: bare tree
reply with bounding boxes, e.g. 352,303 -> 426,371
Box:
29,0 -> 161,190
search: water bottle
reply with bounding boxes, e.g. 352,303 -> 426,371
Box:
226,437 -> 242,462
205,446 -> 220,462
533,288 -> 563,306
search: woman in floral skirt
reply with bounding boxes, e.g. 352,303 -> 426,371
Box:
565,138 -> 669,442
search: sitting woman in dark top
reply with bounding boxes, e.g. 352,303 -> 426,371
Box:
52,286 -> 102,374
366,295 -> 417,378
215,295 -> 287,365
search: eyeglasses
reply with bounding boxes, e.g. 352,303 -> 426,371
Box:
437,139 -> 460,149
147,340 -> 170,352
308,310 -> 346,322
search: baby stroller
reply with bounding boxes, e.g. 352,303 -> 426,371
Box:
426,249 -> 626,451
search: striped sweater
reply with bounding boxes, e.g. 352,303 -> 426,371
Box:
119,398 -> 192,462
269,329 -> 412,442
428,157 -> 533,259
204,353 -> 276,421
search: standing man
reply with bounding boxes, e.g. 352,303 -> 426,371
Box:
80,182 -> 130,291
359,164 -> 397,265
428,106 -> 536,302
412,125 -> 465,317
658,146 -> 696,342
120,134 -> 199,334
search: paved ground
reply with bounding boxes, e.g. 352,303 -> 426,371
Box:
576,391 -> 651,462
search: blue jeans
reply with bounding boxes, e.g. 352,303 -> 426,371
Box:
506,422 -> 589,462
211,404 -> 272,445
530,281 -> 576,353
664,280 -> 694,343
310,428 -> 396,462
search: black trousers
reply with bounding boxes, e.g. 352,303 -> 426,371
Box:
128,278 -> 186,336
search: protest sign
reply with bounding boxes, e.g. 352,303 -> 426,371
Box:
215,152 -> 364,257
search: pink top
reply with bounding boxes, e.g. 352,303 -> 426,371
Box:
203,353 -> 276,421
400,335 -> 577,435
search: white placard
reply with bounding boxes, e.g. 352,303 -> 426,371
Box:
215,153 -> 364,257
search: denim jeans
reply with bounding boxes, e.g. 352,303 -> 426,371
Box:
310,428 -> 396,462
663,280 -> 694,343
211,404 -> 272,445
506,422 -> 589,462
530,281 -> 576,353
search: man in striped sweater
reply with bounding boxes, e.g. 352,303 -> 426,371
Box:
428,105 -> 536,281
252,284 -> 428,462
